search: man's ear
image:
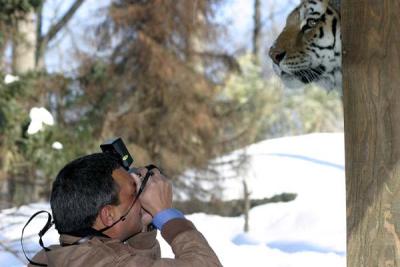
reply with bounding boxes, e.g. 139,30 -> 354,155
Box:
99,205 -> 116,226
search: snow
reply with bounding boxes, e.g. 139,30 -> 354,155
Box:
0,133 -> 346,266
4,74 -> 20,84
51,141 -> 63,150
27,107 -> 55,135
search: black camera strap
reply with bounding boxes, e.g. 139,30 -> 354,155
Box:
21,210 -> 54,266
96,164 -> 157,233
20,164 -> 159,266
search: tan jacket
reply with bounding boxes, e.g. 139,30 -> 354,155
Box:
29,219 -> 222,267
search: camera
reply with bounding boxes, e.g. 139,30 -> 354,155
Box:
100,137 -> 158,201
100,137 -> 140,175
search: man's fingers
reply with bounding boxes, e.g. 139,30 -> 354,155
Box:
138,167 -> 148,177
141,209 -> 153,225
130,167 -> 148,193
130,173 -> 142,192
131,167 -> 158,195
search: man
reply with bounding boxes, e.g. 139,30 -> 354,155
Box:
29,153 -> 222,266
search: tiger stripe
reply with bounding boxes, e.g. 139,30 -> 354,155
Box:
268,0 -> 342,92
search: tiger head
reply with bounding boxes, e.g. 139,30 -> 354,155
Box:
268,0 -> 341,91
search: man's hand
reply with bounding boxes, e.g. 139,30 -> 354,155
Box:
133,167 -> 172,216
140,209 -> 153,232
141,209 -> 153,224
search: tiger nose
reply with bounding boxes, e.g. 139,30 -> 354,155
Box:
269,48 -> 286,65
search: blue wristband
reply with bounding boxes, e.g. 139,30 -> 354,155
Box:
152,208 -> 185,230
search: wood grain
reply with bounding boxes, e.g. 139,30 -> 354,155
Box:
342,0 -> 400,265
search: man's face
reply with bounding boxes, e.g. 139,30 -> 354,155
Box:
109,167 -> 143,240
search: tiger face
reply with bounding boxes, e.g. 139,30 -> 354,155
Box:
269,0 -> 341,91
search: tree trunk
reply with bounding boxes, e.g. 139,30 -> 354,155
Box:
243,180 -> 250,232
342,0 -> 400,265
252,0 -> 261,63
12,11 -> 37,74
36,0 -> 86,69
35,2 -> 45,69
9,0 -> 86,72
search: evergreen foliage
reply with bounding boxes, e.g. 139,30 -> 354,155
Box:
0,0 -> 42,22
0,0 -> 43,49
76,0 -> 231,179
0,0 -> 343,207
218,54 -> 343,144
0,72 -> 94,206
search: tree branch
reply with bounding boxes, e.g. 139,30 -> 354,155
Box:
43,0 -> 85,43
36,0 -> 85,67
173,193 -> 297,217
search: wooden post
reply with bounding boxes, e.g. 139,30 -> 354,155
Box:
342,0 -> 400,265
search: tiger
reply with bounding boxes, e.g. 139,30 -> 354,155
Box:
268,0 -> 341,92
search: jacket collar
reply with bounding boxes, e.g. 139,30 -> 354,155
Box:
59,228 -> 110,246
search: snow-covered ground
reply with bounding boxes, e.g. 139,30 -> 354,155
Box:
0,133 -> 346,266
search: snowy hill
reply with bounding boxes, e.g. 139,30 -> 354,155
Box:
0,133 -> 346,267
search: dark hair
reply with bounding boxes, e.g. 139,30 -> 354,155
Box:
50,153 -> 121,233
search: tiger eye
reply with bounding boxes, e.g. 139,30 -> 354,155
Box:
307,19 -> 318,27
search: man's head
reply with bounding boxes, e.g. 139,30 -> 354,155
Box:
51,153 -> 143,240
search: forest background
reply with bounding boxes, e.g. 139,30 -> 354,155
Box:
0,0 -> 342,215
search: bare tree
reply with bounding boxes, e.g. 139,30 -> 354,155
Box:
35,0 -> 85,69
7,0 -> 85,73
240,0 -> 263,232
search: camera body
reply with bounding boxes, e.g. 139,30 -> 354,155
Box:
100,137 -> 139,174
